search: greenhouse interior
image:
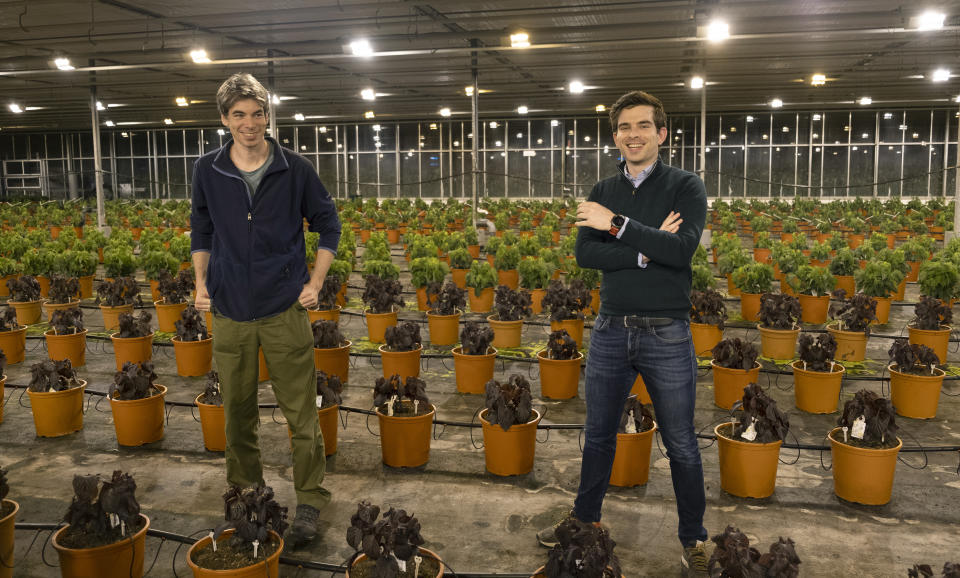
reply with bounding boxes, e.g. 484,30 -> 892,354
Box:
1,1 -> 960,577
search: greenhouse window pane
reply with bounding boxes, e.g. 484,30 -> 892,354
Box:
848,144 -> 873,197
771,146 -> 797,197
166,130 -> 184,156
746,114 -> 770,145
184,130 -> 200,156
822,146 -> 848,196
576,119 -> 598,148
720,147 -> 744,196
929,144 -> 944,196
877,145 -> 901,196
507,151 -> 529,197
824,112 -> 849,145
746,147 -> 770,196
879,111 -> 903,143
400,153 -> 419,198
277,127 -> 295,150
720,115 -> 745,146
422,151 -> 441,196
902,145 -> 929,196
905,111 -> 932,141
298,127 -> 317,154
420,122 -> 440,150
316,155 -> 339,196
531,120 -> 553,149
773,114 -> 796,145
851,112 -> 875,142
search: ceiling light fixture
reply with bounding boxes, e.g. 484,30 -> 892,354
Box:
517,105 -> 528,114
190,49 -> 211,64
932,68 -> 951,82
438,107 -> 451,117
551,120 -> 559,127
465,85 -> 474,96
706,20 -> 730,42
690,76 -> 704,89
858,96 -> 872,105
510,32 -> 530,48
364,111 -> 375,119
361,88 -> 376,101
770,98 -> 783,108
271,94 -> 280,105
175,97 -> 188,107
916,10 -> 946,30
217,129 -> 225,136
54,57 -> 74,71
105,120 -> 115,127
8,104 -> 22,113
164,118 -> 174,125
811,73 -> 826,86
568,80 -> 584,94
96,101 -> 105,111
294,113 -> 305,121
350,39 -> 374,57
595,104 -> 606,112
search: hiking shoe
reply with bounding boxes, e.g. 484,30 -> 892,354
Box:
681,540 -> 709,577
535,511 -> 604,548
287,504 -> 321,547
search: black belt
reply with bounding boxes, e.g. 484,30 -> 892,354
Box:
606,315 -> 675,328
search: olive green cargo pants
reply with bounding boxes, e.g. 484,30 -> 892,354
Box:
211,301 -> 331,510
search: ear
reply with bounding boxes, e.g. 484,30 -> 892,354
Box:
656,126 -> 668,145
221,115 -> 229,128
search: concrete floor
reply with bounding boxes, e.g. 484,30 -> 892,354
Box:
2,256 -> 959,577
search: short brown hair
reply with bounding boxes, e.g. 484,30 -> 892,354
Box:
609,91 -> 667,132
216,73 -> 269,117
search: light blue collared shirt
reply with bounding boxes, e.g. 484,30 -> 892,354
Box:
618,161 -> 659,268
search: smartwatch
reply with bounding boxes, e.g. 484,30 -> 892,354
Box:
609,214 -> 626,236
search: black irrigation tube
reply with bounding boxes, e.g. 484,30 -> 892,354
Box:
10,523 -> 530,577
6,382 -> 959,454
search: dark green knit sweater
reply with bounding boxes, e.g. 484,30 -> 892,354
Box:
574,159 -> 707,319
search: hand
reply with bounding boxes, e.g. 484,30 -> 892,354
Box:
660,211 -> 683,233
194,283 -> 211,311
574,201 -> 615,231
298,280 -> 323,309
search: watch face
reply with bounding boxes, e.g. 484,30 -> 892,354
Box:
612,215 -> 625,228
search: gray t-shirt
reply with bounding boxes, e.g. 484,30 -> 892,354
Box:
238,144 -> 274,203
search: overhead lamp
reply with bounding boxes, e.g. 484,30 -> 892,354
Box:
350,39 -> 374,57
915,11 -> 946,30
96,101 -> 105,111
550,119 -> 559,127
899,123 -> 908,130
517,105 -> 528,114
770,98 -> 783,108
429,123 -> 437,130
294,113 -> 305,121
782,126 -> 790,133
932,68 -> 951,82
175,96 -> 189,107
516,132 -> 523,139
105,120 -> 115,127
439,107 -> 451,117
811,73 -> 826,86
595,104 -> 606,112
54,57 -> 74,71
489,121 -> 499,129
568,80 -> 584,94
217,129 -> 225,136
361,88 -> 376,101
883,112 -> 893,119
495,140 -> 502,147
364,111 -> 375,119
190,49 -> 211,64
372,124 -> 381,131
706,19 -> 730,42
690,76 -> 704,89
8,104 -> 22,113
163,118 -> 174,125
121,132 -> 129,138
746,115 -> 754,122
861,132 -> 869,139
271,94 -> 280,105
510,32 -> 530,48
812,114 -> 821,121
858,96 -> 872,105
954,95 -> 960,103
465,85 -> 474,96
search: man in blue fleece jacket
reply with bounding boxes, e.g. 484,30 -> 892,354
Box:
536,91 -> 710,577
190,73 -> 341,547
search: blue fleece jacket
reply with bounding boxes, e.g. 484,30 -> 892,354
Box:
190,137 -> 341,322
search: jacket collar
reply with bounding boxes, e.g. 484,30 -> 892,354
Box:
617,157 -> 662,187
212,136 -> 289,179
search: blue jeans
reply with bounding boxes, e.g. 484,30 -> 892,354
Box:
572,314 -> 708,548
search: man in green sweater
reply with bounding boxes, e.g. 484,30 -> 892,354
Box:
537,90 -> 709,577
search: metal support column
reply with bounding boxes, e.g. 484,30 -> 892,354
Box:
470,39 -> 480,226
89,61 -> 105,229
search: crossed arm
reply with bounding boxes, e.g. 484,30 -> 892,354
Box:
574,202 -> 682,268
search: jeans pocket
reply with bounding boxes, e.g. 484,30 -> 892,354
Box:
652,319 -> 690,344
593,314 -> 610,333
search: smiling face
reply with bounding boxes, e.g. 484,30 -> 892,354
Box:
613,104 -> 668,172
221,98 -> 268,152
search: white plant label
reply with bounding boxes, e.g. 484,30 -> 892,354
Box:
252,539 -> 259,558
209,531 -> 217,552
625,410 -> 637,434
851,415 -> 866,440
413,399 -> 420,414
397,558 -> 406,572
316,395 -> 323,409
387,394 -> 398,416
740,418 -> 758,442
414,555 -> 422,576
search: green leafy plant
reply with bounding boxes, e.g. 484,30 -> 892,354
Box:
493,245 -> 521,271
828,248 -> 858,277
103,246 -> 138,278
518,258 -> 550,290
918,259 -> 960,301
364,260 -> 400,281
854,261 -> 902,298
786,265 -> 836,296
566,262 -> 602,289
717,249 -> 751,276
0,257 -> 20,278
447,248 -> 473,270
753,232 -> 773,250
465,261 -> 497,297
692,264 -> 716,291
20,248 -> 57,277
731,262 -> 774,294
409,257 -> 449,289
140,250 -> 179,280
58,250 -> 98,277
809,241 -> 831,261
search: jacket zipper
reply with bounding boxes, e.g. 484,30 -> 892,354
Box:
247,211 -> 255,320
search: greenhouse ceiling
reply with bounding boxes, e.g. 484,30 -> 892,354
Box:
1,0 -> 960,130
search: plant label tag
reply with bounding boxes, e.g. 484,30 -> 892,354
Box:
316,395 -> 323,409
397,559 -> 406,572
851,415 -> 866,440
209,532 -> 217,552
740,418 -> 757,442
253,540 -> 259,558
625,410 -> 637,434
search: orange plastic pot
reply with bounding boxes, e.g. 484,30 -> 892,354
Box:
365,309 -> 398,344
529,288 -> 546,315
753,247 -> 771,264
468,287 -> 495,313
347,547 -> 443,578
111,332 -> 154,371
317,404 -> 339,456
36,275 -> 50,298
711,361 -> 761,410
376,402 -> 435,467
690,322 -> 723,357
427,310 -> 460,346
757,325 -> 798,360
798,294 -> 830,324
52,514 -> 150,578
488,315 -> 523,349
314,340 -> 351,383
8,299 -> 41,326
452,346 -> 497,394
725,273 -> 741,297
497,268 -> 519,290
889,365 -> 946,419
451,268 -> 468,289
78,274 -> 95,299
609,422 -> 657,487
716,422 -> 782,498
258,347 -> 270,382
829,428 -> 901,505
307,305 -> 341,324
894,278 -> 907,301
154,300 -> 187,333
100,303 -> 134,331
479,409 -> 541,476
791,360 -> 845,414
907,325 -> 950,365
0,499 -> 18,578
195,394 -> 225,452
0,274 -> 14,298
336,285 -> 347,308
827,322 -> 867,361
378,344 -> 422,381
630,373 -> 652,404
45,328 -> 87,366
42,299 -> 81,320
0,328 -> 24,366
537,350 -> 583,399
109,385 -> 167,446
906,261 -> 921,283
27,381 -> 86,437
148,279 -> 161,303
550,318 -> 584,348
186,528 -> 283,577
588,288 -> 600,316
172,337 -> 213,377
739,292 -> 762,323
873,296 -> 892,324
834,275 -> 855,296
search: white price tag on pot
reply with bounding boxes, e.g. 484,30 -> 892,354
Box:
316,395 -> 323,409
851,415 -> 866,440
740,418 -> 757,442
